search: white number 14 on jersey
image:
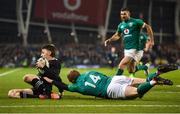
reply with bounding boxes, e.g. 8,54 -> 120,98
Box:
85,74 -> 101,88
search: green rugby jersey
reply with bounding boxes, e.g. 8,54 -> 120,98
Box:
139,33 -> 148,50
68,71 -> 112,98
117,18 -> 144,50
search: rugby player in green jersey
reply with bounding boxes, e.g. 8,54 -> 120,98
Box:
44,64 -> 177,99
104,8 -> 154,76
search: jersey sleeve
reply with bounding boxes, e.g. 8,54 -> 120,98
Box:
136,19 -> 144,28
68,84 -> 78,92
52,80 -> 68,91
117,24 -> 122,33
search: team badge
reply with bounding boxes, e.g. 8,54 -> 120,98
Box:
124,29 -> 129,34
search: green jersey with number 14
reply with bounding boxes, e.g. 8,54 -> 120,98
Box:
68,71 -> 112,98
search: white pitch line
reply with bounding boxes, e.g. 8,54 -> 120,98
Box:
153,91 -> 180,93
0,113 -> 178,114
0,104 -> 180,108
0,68 -> 22,77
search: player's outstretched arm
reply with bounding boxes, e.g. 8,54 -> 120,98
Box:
43,77 -> 68,91
104,32 -> 121,47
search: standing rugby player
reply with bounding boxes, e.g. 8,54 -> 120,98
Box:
105,8 -> 154,76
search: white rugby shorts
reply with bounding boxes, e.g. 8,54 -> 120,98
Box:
124,49 -> 144,62
107,76 -> 133,99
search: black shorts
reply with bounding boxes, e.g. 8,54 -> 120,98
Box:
31,82 -> 52,96
31,88 -> 41,96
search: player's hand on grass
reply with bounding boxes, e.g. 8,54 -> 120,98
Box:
43,77 -> 53,83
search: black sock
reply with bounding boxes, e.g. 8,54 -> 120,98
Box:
20,92 -> 38,98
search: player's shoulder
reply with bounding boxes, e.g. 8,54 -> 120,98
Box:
82,71 -> 99,78
83,70 -> 96,75
88,70 -> 101,74
49,58 -> 62,65
130,17 -> 143,22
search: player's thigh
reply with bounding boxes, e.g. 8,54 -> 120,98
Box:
131,78 -> 146,86
107,83 -> 126,99
127,59 -> 136,72
134,51 -> 144,63
119,56 -> 132,67
111,76 -> 133,84
107,76 -> 134,99
23,74 -> 38,82
124,86 -> 138,98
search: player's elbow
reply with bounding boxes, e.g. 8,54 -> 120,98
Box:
145,24 -> 152,30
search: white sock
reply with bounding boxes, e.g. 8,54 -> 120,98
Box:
150,80 -> 156,85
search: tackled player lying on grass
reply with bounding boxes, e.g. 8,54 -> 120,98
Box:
44,64 -> 178,99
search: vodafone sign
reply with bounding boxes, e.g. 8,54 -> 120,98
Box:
34,0 -> 107,25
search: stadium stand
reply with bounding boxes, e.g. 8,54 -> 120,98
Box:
0,0 -> 179,67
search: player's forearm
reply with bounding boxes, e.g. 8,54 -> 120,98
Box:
104,32 -> 121,46
108,33 -> 120,42
52,80 -> 68,91
146,24 -> 154,43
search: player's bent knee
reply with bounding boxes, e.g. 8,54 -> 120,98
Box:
23,74 -> 36,82
23,75 -> 29,82
118,63 -> 126,69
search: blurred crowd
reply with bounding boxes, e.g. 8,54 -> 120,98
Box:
146,44 -> 180,65
59,44 -> 108,67
0,45 -> 39,68
0,43 -> 179,68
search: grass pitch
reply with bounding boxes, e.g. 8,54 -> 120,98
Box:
0,67 -> 180,113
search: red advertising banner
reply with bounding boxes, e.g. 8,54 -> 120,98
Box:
34,0 -> 108,25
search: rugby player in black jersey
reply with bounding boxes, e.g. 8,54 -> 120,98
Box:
8,44 -> 65,99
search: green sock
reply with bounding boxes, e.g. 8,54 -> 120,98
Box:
146,73 -> 157,82
136,65 -> 148,72
116,69 -> 124,75
129,73 -> 135,78
137,82 -> 154,98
